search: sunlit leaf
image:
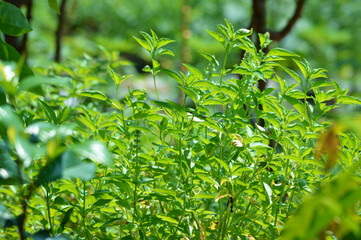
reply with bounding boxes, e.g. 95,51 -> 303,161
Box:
71,140 -> 113,167
79,90 -> 109,101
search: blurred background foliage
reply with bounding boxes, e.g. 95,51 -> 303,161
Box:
23,0 -> 361,95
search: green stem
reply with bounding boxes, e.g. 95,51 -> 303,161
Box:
46,184 -> 53,235
116,84 -> 120,103
273,158 -> 290,238
219,49 -> 229,89
153,72 -> 160,101
237,201 -> 252,230
82,181 -> 89,240
217,202 -> 232,240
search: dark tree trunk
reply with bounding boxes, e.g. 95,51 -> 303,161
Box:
244,0 -> 306,126
55,0 -> 68,62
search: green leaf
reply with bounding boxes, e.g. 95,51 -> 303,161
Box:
258,32 -> 272,49
192,193 -> 216,199
311,79 -> 333,89
156,48 -> 174,57
36,151 -> 96,186
0,88 -> 6,106
224,19 -> 234,36
214,157 -> 230,173
310,68 -> 328,80
283,95 -> 309,121
201,99 -> 224,106
183,63 -> 203,80
293,59 -> 309,79
235,28 -> 252,38
140,31 -> 154,47
239,38 -> 257,55
278,65 -> 302,84
127,125 -> 153,134
217,24 -> 230,39
18,76 -> 73,93
196,173 -> 220,187
48,0 -> 60,14
153,188 -> 177,197
71,140 -> 113,167
133,36 -> 152,52
150,100 -> 174,111
38,100 -> 57,124
0,40 -> 33,80
92,199 -> 113,207
179,86 -> 198,103
206,30 -> 225,43
0,105 -> 23,130
25,122 -> 75,143
79,90 -> 109,101
0,1 -> 32,36
215,189 -> 230,202
263,182 -> 273,204
337,96 -> 361,105
142,65 -> 152,73
157,38 -> 175,48
14,136 -> 39,168
0,202 -> 13,227
156,214 -> 178,224
192,80 -> 217,90
60,208 -> 73,231
198,51 -> 220,69
107,67 -> 132,86
165,99 -> 186,116
161,69 -> 183,85
0,141 -> 29,185
199,119 -> 224,134
267,48 -> 299,57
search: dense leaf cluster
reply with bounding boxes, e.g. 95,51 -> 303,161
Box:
1,4 -> 361,240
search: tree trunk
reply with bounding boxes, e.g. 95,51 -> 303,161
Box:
55,0 -> 68,62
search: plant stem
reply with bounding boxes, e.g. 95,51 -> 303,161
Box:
273,158 -> 290,238
46,184 -> 53,235
153,72 -> 160,101
82,181 -> 90,240
219,49 -> 229,88
116,84 -> 120,103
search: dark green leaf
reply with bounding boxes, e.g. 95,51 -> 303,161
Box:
0,40 -> 33,81
0,1 -> 32,36
0,141 -> 29,185
36,151 -> 96,186
38,100 -> 57,124
0,202 -> 13,227
60,208 -> 73,231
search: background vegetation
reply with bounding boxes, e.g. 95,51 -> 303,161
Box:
1,0 -> 361,239
25,0 -> 361,93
